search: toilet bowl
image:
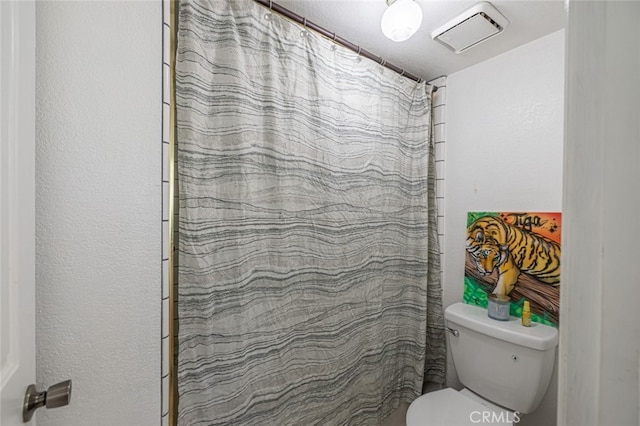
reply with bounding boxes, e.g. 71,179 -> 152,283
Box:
406,302 -> 558,426
406,388 -> 514,426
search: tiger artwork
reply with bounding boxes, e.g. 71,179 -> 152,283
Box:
465,215 -> 561,296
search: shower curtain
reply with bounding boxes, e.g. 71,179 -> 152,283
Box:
176,1 -> 445,424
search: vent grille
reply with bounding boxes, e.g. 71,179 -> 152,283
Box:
431,2 -> 509,54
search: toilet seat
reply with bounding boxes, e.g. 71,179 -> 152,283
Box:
406,388 -> 513,426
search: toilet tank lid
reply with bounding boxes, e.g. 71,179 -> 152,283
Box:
445,302 -> 558,351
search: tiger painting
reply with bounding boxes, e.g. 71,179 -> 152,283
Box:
466,215 -> 561,296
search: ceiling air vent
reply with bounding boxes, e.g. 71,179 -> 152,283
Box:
431,2 -> 509,54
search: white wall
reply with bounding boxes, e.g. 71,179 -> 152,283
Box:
559,2 -> 640,425
444,29 -> 565,425
35,2 -> 161,425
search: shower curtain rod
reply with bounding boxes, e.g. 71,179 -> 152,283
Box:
254,0 -> 438,91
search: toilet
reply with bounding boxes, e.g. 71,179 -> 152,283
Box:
407,302 -> 558,425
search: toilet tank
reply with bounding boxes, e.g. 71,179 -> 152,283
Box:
445,302 -> 558,414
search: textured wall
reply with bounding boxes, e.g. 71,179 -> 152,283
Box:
35,2 -> 161,425
444,30 -> 565,425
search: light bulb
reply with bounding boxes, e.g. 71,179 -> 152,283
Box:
381,0 -> 423,42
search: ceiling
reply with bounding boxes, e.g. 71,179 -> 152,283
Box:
274,0 -> 566,82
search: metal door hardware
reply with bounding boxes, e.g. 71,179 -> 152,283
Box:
23,379 -> 72,422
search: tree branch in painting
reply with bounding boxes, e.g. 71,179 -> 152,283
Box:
465,253 -> 559,325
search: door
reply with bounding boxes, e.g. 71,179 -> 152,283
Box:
0,0 -> 36,425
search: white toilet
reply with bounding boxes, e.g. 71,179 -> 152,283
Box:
406,302 -> 558,425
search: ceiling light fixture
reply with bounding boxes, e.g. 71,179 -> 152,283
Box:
381,0 -> 423,42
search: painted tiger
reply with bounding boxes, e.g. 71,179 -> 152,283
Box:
466,215 -> 561,296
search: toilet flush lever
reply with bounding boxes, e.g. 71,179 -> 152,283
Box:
23,379 -> 72,422
446,327 -> 459,337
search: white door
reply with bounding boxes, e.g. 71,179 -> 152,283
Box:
0,0 -> 36,424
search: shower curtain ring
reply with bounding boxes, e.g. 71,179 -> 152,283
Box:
357,46 -> 361,56
269,0 -> 272,10
332,32 -> 337,41
380,59 -> 386,67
